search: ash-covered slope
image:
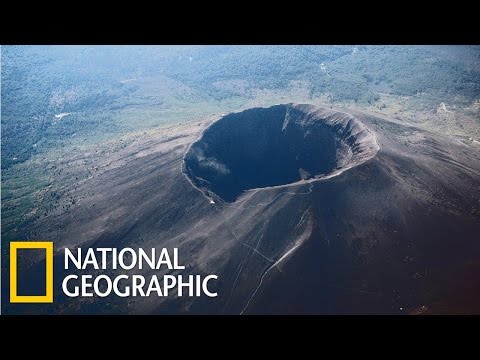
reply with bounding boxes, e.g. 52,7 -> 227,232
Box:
4,104 -> 480,315
184,104 -> 379,202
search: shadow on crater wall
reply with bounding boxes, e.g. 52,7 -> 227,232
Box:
184,104 -> 378,202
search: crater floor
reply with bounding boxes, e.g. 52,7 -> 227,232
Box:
184,104 -> 379,202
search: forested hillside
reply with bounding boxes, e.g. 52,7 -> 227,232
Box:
2,45 -> 480,170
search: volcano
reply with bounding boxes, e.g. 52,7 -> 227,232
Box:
5,103 -> 480,315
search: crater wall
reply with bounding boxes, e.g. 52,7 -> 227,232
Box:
184,104 -> 379,202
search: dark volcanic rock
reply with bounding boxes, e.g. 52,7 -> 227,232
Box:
184,104 -> 378,202
5,104 -> 480,315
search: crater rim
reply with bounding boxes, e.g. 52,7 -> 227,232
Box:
183,103 -> 379,203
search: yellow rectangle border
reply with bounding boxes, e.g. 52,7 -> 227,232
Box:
10,241 -> 53,303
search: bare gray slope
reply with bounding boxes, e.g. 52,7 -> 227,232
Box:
4,104 -> 480,314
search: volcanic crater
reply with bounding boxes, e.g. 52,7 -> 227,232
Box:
184,104 -> 379,202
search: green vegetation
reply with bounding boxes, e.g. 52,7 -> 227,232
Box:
1,45 -> 479,240
2,45 -> 479,171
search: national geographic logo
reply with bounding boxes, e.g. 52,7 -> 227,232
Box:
10,241 -> 54,303
9,242 -> 217,304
